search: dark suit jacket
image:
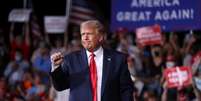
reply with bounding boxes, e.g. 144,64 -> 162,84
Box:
50,48 -> 134,101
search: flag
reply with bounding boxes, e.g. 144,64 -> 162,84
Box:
69,0 -> 96,25
30,15 -> 42,38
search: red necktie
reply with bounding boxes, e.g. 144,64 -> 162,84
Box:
89,53 -> 97,101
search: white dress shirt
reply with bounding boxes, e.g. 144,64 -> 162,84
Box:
86,47 -> 103,101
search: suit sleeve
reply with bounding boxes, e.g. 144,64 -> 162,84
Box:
50,55 -> 70,91
120,55 -> 134,101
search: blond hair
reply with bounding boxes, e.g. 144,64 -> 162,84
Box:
81,20 -> 105,35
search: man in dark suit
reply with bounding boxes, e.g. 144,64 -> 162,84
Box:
50,20 -> 134,101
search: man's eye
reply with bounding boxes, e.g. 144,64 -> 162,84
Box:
88,33 -> 92,35
81,33 -> 93,35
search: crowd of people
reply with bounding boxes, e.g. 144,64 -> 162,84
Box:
0,19 -> 201,101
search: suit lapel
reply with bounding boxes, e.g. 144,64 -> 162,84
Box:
80,49 -> 93,101
101,49 -> 112,96
80,48 -> 88,69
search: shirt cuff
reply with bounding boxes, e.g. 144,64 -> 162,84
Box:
51,64 -> 60,72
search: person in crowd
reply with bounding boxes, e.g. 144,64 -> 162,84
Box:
0,34 -> 8,77
9,23 -> 31,60
0,78 -> 8,100
31,41 -> 51,73
4,49 -> 29,86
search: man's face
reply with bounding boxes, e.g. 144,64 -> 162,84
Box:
81,26 -> 102,52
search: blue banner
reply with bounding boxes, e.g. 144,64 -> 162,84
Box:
111,0 -> 201,32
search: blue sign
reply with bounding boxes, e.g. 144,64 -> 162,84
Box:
111,0 -> 201,32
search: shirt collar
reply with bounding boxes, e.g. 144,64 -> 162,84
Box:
86,46 -> 103,58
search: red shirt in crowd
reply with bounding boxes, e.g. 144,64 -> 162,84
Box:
10,40 -> 30,60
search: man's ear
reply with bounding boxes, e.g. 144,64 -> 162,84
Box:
99,34 -> 106,42
99,36 -> 104,42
